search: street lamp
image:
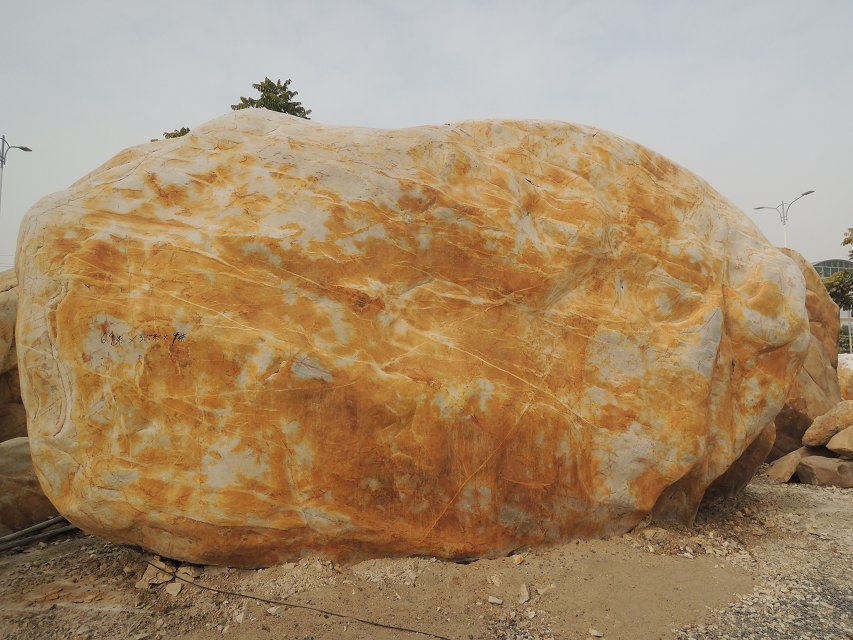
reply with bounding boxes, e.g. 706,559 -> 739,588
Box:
754,190 -> 815,248
0,135 -> 33,221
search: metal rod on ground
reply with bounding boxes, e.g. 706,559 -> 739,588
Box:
0,515 -> 68,544
0,524 -> 78,552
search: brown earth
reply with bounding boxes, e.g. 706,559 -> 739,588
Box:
0,473 -> 850,640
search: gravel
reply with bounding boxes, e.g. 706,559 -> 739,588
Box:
673,475 -> 852,640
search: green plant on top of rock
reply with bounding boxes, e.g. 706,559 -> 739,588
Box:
159,76 -> 311,140
230,77 -> 311,119
164,127 -> 190,139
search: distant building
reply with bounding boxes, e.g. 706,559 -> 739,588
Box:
813,258 -> 853,278
814,259 -> 853,354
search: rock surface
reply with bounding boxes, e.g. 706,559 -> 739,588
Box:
0,268 -> 18,374
0,370 -> 21,407
0,437 -> 59,535
0,402 -> 27,442
704,422 -> 776,499
768,250 -> 841,460
802,401 -> 853,447
0,269 -> 26,444
826,426 -> 853,459
795,455 -> 853,488
839,353 -> 853,401
0,270 -> 54,535
16,111 -> 810,566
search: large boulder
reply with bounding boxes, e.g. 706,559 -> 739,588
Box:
16,112 -> 809,566
768,250 -> 841,459
0,437 -> 59,536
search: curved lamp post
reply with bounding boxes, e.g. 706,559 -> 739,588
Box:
0,135 -> 33,221
754,190 -> 815,248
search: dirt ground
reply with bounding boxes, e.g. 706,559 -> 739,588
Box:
1,471 -> 850,640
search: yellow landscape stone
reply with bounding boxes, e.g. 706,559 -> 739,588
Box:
769,250 -> 841,459
16,111 -> 809,566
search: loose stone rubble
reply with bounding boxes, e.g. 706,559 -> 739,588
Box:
767,400 -> 853,488
673,477 -> 852,640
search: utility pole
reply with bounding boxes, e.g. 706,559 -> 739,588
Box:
754,190 -> 815,248
0,135 -> 33,221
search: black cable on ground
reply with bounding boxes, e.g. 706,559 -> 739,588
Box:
0,520 -> 453,639
0,516 -> 68,544
145,560 -> 452,640
0,523 -> 78,552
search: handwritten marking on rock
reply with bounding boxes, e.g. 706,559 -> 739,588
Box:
101,331 -> 187,346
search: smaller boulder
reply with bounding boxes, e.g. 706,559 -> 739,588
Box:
826,426 -> 853,459
795,456 -> 853,488
802,401 -> 853,447
0,437 -> 58,536
765,447 -> 825,483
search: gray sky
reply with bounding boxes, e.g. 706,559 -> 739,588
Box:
2,0 -> 851,270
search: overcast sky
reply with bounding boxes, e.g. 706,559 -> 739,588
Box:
1,0 -> 851,270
